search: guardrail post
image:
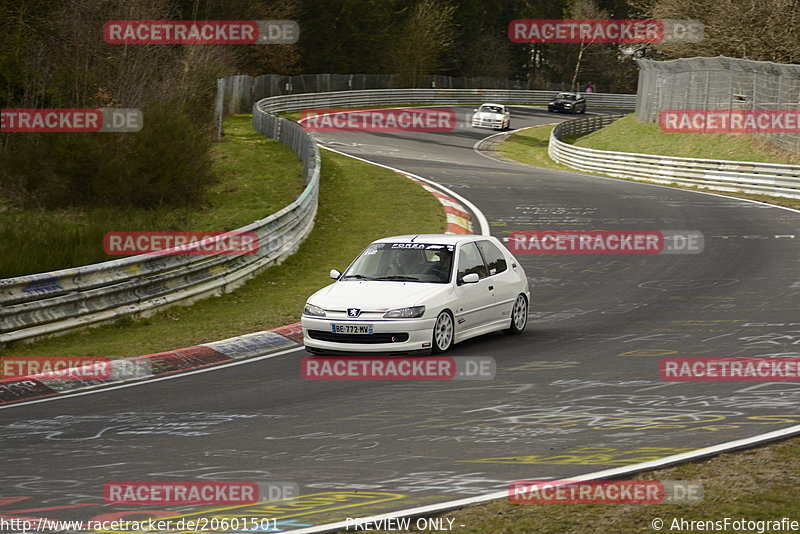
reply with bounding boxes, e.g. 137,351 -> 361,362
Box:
215,78 -> 225,140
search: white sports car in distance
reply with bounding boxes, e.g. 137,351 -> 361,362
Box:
302,234 -> 530,354
471,103 -> 511,130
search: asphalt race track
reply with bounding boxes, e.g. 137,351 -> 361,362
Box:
2,106 -> 799,532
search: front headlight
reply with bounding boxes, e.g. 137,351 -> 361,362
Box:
303,303 -> 326,317
383,306 -> 426,319
564,103 -> 572,107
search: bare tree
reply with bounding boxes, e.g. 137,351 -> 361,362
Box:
463,33 -> 513,80
632,0 -> 800,63
0,0 -> 235,208
566,0 -> 608,92
389,0 -> 456,87
238,0 -> 301,75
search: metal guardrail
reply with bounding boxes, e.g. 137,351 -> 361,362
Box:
218,73 -> 625,115
254,88 -> 636,114
0,105 -> 320,344
549,115 -> 800,199
1,87 -> 636,345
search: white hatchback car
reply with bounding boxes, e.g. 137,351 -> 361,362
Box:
302,234 -> 530,354
471,103 -> 511,130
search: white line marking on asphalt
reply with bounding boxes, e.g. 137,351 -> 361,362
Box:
471,122 -> 559,165
285,423 -> 800,534
320,145 -> 491,236
0,346 -> 306,410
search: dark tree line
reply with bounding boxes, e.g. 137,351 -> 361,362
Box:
2,0 -> 794,210
292,0 -> 642,92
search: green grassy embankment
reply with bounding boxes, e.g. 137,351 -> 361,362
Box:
2,114 -> 445,358
498,114 -> 799,210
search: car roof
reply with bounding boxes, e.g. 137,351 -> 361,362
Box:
479,103 -> 504,108
372,234 -> 488,246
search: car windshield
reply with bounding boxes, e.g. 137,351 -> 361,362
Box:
479,105 -> 503,113
556,93 -> 577,100
342,242 -> 454,283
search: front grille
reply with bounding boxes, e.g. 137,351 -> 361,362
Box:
308,330 -> 410,344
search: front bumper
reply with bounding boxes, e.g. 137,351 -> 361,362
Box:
472,119 -> 504,129
302,316 -> 437,354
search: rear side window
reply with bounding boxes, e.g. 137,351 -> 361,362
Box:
457,242 -> 488,282
477,240 -> 507,276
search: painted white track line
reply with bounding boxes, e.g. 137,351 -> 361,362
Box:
0,346 -> 306,411
288,423 -> 800,534
284,110 -> 800,533
6,109 -> 796,533
474,118 -> 800,216
320,145 -> 491,236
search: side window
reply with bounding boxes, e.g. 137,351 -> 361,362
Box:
477,240 -> 507,276
457,242 -> 488,283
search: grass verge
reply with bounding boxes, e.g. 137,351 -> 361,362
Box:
574,115 -> 800,165
0,115 -> 304,278
334,435 -> 800,533
2,121 -> 445,358
497,119 -> 800,211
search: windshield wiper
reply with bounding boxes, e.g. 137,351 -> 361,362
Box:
341,274 -> 374,280
374,275 -> 420,281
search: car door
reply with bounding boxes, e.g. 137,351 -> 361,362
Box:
476,239 -> 517,325
452,241 -> 496,334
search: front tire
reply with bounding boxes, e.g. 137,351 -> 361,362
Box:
503,294 -> 528,334
432,311 -> 454,353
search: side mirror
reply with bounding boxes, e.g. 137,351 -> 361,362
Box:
330,269 -> 341,280
461,273 -> 480,284
473,108 -> 478,112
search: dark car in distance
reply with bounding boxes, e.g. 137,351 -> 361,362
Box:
548,92 -> 587,114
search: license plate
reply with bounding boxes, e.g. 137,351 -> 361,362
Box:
332,324 -> 373,334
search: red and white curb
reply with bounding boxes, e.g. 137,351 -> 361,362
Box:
0,138 -> 489,406
403,173 -> 473,234
299,107 -> 490,236
0,324 -> 305,405
3,114 -> 800,533
319,145 -> 490,236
